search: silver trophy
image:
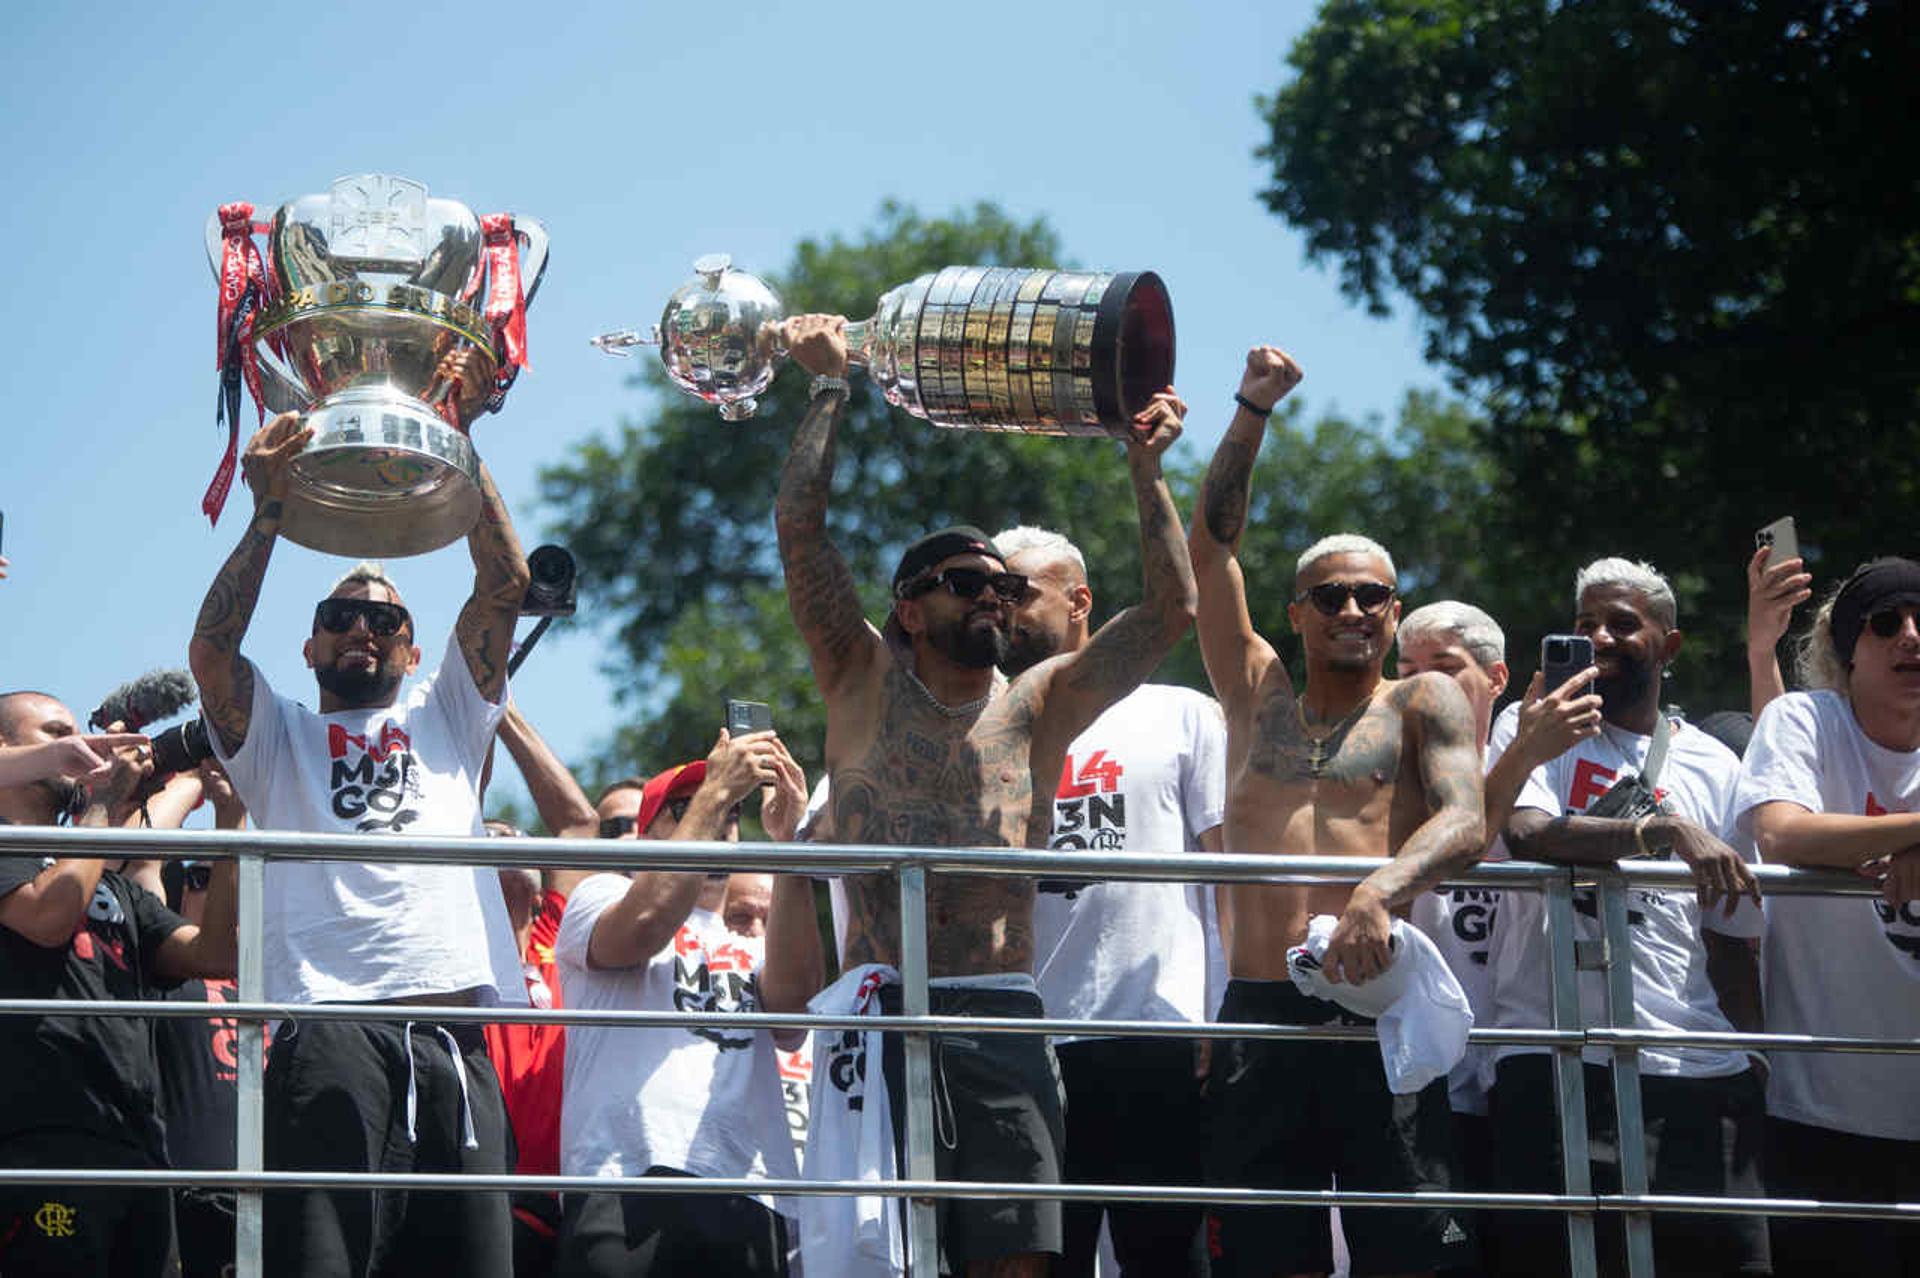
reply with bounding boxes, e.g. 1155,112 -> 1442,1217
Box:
593,255 -> 1174,437
204,174 -> 549,557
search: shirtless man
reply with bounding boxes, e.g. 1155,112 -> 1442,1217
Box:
773,313 -> 1197,1277
1188,346 -> 1487,1278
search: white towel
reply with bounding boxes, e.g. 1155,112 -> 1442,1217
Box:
799,963 -> 905,1278
1286,914 -> 1474,1094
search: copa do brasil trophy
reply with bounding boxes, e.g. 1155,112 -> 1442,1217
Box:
202,174 -> 550,557
592,254 -> 1174,438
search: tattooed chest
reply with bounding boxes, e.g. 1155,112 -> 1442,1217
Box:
1245,692 -> 1406,791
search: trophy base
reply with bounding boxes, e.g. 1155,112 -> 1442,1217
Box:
280,386 -> 481,559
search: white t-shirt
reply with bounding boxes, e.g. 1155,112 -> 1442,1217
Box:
1734,690 -> 1920,1139
211,634 -> 524,1006
1413,704 -> 1517,1113
1033,685 -> 1227,1036
556,874 -> 798,1184
1488,713 -> 1760,1079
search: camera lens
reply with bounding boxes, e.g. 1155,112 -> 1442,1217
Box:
149,719 -> 214,776
520,545 -> 578,618
1547,639 -> 1570,662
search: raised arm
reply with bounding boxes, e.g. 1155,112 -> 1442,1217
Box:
1746,545 -> 1812,717
1033,389 -> 1199,747
1323,673 -> 1487,984
774,315 -> 883,699
453,456 -> 532,705
189,413 -> 310,754
0,744 -> 150,947
1483,670 -> 1603,850
1188,347 -> 1302,715
496,700 -> 598,839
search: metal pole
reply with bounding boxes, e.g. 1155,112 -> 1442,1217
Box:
1545,871 -> 1601,1278
1599,875 -> 1657,1277
234,848 -> 266,1277
897,865 -> 940,1274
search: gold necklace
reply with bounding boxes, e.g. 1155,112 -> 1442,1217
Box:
1296,695 -> 1373,779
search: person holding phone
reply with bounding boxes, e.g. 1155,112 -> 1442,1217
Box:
1747,518 -> 1813,718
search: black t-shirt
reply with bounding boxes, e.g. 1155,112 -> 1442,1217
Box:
0,851 -> 188,1159
154,977 -> 243,1171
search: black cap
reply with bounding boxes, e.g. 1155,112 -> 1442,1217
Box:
892,526 -> 1005,598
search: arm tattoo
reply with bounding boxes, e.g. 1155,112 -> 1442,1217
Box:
191,501 -> 280,754
776,393 -> 873,678
456,462 -> 529,702
1201,433 -> 1258,547
1365,675 -> 1486,907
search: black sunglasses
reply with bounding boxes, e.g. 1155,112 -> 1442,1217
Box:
314,598 -> 412,637
598,815 -> 637,840
182,863 -> 212,892
900,567 -> 1028,604
1866,607 -> 1920,640
1295,581 -> 1397,616
665,796 -> 743,824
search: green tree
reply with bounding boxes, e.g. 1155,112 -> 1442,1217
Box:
1258,0 -> 1920,710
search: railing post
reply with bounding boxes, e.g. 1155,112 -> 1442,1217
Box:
1546,871 -> 1601,1278
234,847 -> 266,1278
897,864 -> 940,1275
1598,874 -> 1656,1277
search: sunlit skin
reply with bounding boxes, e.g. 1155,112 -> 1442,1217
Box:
1572,583 -> 1682,735
1846,605 -> 1920,750
301,580 -> 422,713
722,873 -> 773,940
1396,634 -> 1508,749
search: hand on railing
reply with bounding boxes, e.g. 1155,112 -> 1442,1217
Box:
1649,817 -> 1762,916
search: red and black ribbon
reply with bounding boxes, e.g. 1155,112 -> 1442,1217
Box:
479,213 -> 530,415
206,202 -> 269,525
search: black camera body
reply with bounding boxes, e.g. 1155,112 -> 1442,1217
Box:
521,544 -> 577,618
150,718 -> 215,776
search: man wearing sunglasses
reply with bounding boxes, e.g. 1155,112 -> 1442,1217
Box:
1734,557 -> 1920,1276
1189,344 -> 1487,1278
773,313 -> 1196,1277
185,398 -> 534,1278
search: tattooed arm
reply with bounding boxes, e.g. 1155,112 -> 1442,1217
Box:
1322,674 -> 1487,984
1188,347 -> 1302,715
188,413 -> 310,755
1032,389 -> 1199,751
774,315 -> 883,698
454,459 -> 532,705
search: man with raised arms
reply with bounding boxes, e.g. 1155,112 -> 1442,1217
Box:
773,313 -> 1197,1277
1188,346 -> 1487,1278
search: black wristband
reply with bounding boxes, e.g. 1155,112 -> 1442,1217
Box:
1234,392 -> 1273,418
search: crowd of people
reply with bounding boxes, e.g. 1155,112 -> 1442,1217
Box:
0,329 -> 1915,1278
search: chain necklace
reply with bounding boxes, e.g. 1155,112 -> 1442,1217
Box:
905,669 -> 993,720
1296,695 -> 1374,779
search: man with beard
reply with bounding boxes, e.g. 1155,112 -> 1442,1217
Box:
1487,557 -> 1768,1278
773,314 -> 1196,1277
993,522 -> 1225,1278
1189,344 -> 1487,1278
187,404 -> 532,1278
0,691 -> 237,1276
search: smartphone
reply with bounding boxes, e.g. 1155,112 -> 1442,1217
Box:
726,699 -> 773,735
1541,634 -> 1595,693
1755,515 -> 1799,564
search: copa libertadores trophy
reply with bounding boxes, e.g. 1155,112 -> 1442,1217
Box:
592,255 -> 1174,437
203,174 -> 550,556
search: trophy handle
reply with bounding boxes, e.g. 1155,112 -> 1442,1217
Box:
514,217 -> 551,307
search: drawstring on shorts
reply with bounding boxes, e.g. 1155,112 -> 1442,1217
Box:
401,1022 -> 480,1150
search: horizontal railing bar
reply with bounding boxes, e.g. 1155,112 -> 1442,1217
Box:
0,1169 -> 1909,1222
0,826 -> 1877,894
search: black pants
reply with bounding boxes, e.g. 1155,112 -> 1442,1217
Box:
0,1129 -> 176,1278
264,1017 -> 513,1278
554,1171 -> 788,1278
1055,1037 -> 1209,1277
1765,1116 -> 1920,1277
175,1186 -> 235,1278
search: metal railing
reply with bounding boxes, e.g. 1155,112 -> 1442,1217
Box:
2,824 -> 1915,1278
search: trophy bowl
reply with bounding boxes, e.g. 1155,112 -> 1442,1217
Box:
205,174 -> 548,557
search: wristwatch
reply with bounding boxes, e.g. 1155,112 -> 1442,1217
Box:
809,374 -> 850,399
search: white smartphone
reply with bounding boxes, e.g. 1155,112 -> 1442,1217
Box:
1756,515 -> 1799,564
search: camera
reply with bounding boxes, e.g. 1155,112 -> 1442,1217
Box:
521,544 -> 577,618
150,718 -> 215,776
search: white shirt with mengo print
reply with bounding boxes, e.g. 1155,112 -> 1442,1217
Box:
1735,690 -> 1920,1140
209,633 -> 525,1007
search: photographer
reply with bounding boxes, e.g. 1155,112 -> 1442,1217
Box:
186,396 -> 532,1277
1488,558 -> 1768,1278
0,691 -> 237,1277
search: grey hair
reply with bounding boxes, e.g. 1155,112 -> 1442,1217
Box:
992,525 -> 1087,581
1397,601 -> 1506,670
1795,590 -> 1848,692
332,561 -> 401,596
1296,534 -> 1396,584
1574,557 -> 1676,630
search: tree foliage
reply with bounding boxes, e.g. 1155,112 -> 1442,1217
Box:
1259,0 -> 1920,709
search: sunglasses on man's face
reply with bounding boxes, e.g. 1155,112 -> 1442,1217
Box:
597,816 -> 637,840
1865,607 -> 1920,640
902,567 -> 1028,604
182,862 -> 212,892
1295,581 -> 1397,616
313,598 -> 412,637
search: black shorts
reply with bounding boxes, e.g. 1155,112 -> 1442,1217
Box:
1205,979 -> 1471,1277
1488,1054 -> 1770,1277
878,982 -> 1066,1271
554,1170 -> 788,1278
1765,1116 -> 1920,1278
1054,1036 -> 1208,1277
0,1130 -> 176,1278
264,1016 -> 514,1278
174,1186 -> 236,1278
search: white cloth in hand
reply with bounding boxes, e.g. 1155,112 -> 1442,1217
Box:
1287,913 -> 1473,1094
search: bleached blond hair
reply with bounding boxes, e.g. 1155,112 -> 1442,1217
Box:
1296,534 -> 1396,584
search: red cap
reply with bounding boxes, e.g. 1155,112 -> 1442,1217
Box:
634,760 -> 707,836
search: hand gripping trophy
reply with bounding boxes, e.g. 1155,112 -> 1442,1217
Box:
203,174 -> 550,556
592,255 -> 1174,437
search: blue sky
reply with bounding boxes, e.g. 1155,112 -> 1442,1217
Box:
1,1 -> 1443,816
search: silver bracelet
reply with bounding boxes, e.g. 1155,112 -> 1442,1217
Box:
809,374 -> 851,399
